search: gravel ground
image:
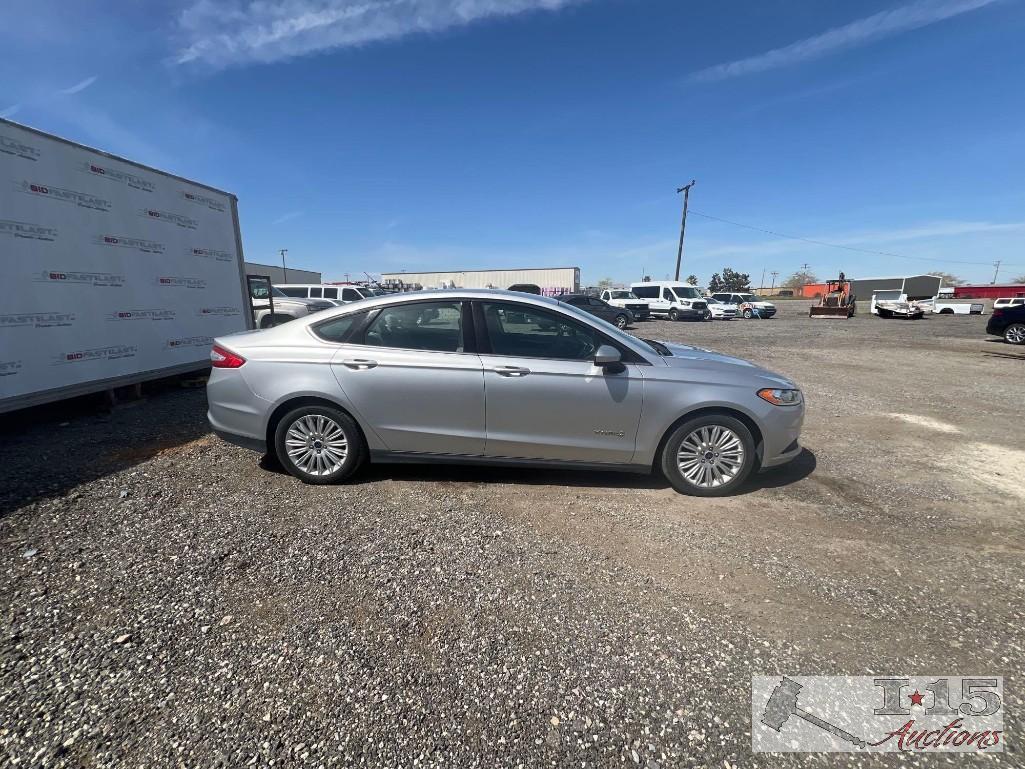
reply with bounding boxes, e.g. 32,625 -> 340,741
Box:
1,301 -> 1021,767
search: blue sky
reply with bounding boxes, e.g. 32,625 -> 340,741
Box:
3,0 -> 1025,285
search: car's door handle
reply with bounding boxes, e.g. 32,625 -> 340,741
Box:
341,358 -> 378,370
493,365 -> 530,377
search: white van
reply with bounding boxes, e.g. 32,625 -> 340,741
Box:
629,281 -> 709,321
275,284 -> 387,306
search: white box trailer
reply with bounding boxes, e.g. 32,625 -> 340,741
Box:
0,118 -> 252,413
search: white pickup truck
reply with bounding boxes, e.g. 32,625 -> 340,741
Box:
916,297 -> 985,315
599,289 -> 651,320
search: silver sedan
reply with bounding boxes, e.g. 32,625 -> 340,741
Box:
207,290 -> 804,496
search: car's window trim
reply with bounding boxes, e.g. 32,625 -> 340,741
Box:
471,299 -> 650,365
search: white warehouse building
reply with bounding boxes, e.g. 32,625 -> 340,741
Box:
380,267 -> 580,296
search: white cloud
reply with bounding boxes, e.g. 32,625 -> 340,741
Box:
173,0 -> 586,68
56,75 -> 98,95
272,210 -> 304,225
0,104 -> 21,118
690,0 -> 999,82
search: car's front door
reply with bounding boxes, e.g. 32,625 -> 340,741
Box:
475,300 -> 644,464
329,300 -> 485,455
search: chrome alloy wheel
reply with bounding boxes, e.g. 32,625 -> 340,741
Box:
1006,324 -> 1025,344
676,425 -> 745,488
284,414 -> 348,476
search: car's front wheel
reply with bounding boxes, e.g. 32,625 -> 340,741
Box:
274,405 -> 365,484
660,414 -> 756,496
1004,323 -> 1025,345
668,308 -> 679,321
743,309 -> 754,319
614,314 -> 629,329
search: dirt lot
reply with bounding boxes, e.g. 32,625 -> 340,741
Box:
1,301 -> 1022,767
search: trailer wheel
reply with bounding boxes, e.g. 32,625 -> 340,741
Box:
939,308 -> 954,314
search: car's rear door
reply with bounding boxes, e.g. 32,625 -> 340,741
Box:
328,300 -> 485,455
474,300 -> 644,463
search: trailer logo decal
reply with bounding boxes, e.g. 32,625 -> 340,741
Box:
181,190 -> 226,212
37,270 -> 125,287
0,135 -> 39,160
0,219 -> 57,241
107,309 -> 176,321
81,162 -> 154,191
54,345 -> 137,364
21,181 -> 111,211
96,234 -> 165,254
0,360 -> 23,377
198,306 -> 241,317
139,208 -> 199,229
157,276 -> 207,289
0,311 -> 76,329
166,335 -> 214,349
189,246 -> 233,262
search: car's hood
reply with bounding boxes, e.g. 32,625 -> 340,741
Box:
656,342 -> 796,387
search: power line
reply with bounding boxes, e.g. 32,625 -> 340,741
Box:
688,210 -> 1025,268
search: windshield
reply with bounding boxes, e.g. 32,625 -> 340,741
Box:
672,286 -> 702,300
610,291 -> 637,300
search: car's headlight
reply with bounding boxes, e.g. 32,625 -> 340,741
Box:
757,388 -> 803,406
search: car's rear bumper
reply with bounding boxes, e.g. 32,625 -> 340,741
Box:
985,318 -> 1006,335
212,424 -> 267,453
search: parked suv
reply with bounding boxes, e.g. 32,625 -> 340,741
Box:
251,285 -> 334,328
559,293 -> 634,328
630,282 -> 709,321
986,303 -> 1025,344
710,292 -> 777,319
599,289 -> 650,320
276,284 -> 385,305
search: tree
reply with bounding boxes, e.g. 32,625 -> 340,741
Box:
932,272 -> 966,287
782,270 -> 818,288
685,274 -> 699,286
708,267 -> 751,293
1011,274 -> 1025,284
597,277 -> 614,290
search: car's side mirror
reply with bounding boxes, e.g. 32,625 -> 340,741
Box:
594,344 -> 625,373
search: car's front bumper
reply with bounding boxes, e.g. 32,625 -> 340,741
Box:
757,402 -> 804,469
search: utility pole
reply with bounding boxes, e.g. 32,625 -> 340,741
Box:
674,180 -> 696,281
800,263 -> 811,273
992,260 -> 1001,284
770,271 -> 779,292
279,248 -> 289,282
760,267 -> 766,290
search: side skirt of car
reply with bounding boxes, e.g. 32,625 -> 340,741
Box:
368,450 -> 652,474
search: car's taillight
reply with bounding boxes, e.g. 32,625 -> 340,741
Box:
992,308 -> 1004,317
210,344 -> 245,368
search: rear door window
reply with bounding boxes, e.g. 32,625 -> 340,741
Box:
358,302 -> 464,353
323,287 -> 338,299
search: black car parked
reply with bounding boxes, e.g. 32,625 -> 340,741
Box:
986,304 -> 1025,344
558,294 -> 634,329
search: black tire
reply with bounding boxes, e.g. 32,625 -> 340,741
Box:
1004,323 -> 1025,345
668,308 -> 680,321
614,314 -> 629,329
940,308 -> 954,315
274,405 -> 366,484
660,414 -> 757,496
743,309 -> 754,319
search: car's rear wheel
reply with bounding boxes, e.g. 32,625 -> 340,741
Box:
1004,323 -> 1025,345
274,405 -> 365,484
614,314 -> 629,329
668,308 -> 679,321
661,415 -> 756,496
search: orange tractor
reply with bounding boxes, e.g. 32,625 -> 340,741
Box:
809,274 -> 856,318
